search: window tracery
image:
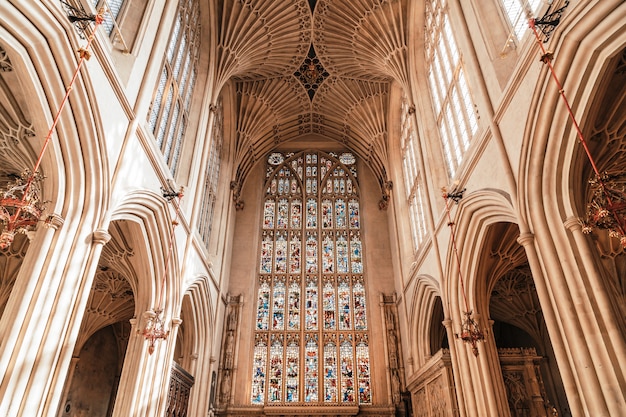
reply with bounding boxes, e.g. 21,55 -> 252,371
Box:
251,151 -> 371,405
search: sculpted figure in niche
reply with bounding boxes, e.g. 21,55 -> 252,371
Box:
224,331 -> 234,370
388,331 -> 398,370
220,369 -> 231,404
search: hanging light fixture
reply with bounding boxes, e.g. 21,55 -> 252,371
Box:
443,187 -> 485,357
0,4 -> 105,249
529,4 -> 626,247
140,182 -> 184,355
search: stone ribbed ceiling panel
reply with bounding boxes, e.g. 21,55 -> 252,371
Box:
219,0 -> 409,203
216,0 -> 312,85
313,0 -> 408,85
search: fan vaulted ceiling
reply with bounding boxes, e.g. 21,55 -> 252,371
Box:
216,0 -> 409,202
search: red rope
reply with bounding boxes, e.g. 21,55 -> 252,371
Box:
23,11 -> 105,199
156,193 -> 183,312
443,191 -> 471,314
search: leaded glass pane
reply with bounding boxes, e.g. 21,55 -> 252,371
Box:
256,281 -> 270,330
285,340 -> 299,402
291,200 -> 302,228
275,233 -> 287,274
322,200 -> 333,228
350,236 -> 363,274
260,235 -> 273,274
289,235 -> 301,274
338,280 -> 351,330
323,343 -> 338,402
340,340 -> 355,402
348,200 -> 360,229
272,279 -> 286,330
277,199 -> 289,229
264,200 -> 276,229
356,341 -> 371,404
306,278 -> 318,330
251,338 -> 267,403
252,151 -> 370,405
288,280 -> 301,330
305,234 -> 317,273
268,338 -> 283,402
322,235 -> 334,274
336,234 -> 349,274
306,199 -> 317,228
323,281 -> 336,330
304,337 -> 319,401
353,281 -> 367,330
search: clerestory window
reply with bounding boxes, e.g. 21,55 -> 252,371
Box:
197,97 -> 223,249
147,0 -> 200,175
500,0 -> 542,41
400,97 -> 428,251
251,151 -> 371,406
91,0 -> 124,36
425,0 -> 478,178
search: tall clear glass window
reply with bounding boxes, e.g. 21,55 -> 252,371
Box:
426,0 -> 478,178
500,0 -> 542,40
197,97 -> 223,248
251,151 -> 371,405
400,97 -> 428,251
147,0 -> 200,174
92,0 -> 124,36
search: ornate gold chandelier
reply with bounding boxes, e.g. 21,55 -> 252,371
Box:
0,4 -> 105,249
529,2 -> 626,247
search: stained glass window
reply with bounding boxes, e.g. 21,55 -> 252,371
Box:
147,0 -> 200,175
251,151 -> 371,405
426,0 -> 478,178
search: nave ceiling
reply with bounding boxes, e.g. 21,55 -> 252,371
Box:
216,0 -> 410,201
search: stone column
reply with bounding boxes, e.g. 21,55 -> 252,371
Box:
0,225 -> 110,417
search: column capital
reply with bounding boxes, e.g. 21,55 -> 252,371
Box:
92,229 -> 112,245
517,232 -> 535,247
44,213 -> 65,230
563,216 -> 582,232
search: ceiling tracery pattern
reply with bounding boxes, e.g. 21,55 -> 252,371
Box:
219,0 -> 408,201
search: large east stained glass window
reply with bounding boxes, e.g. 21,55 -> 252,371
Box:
251,151 -> 371,406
